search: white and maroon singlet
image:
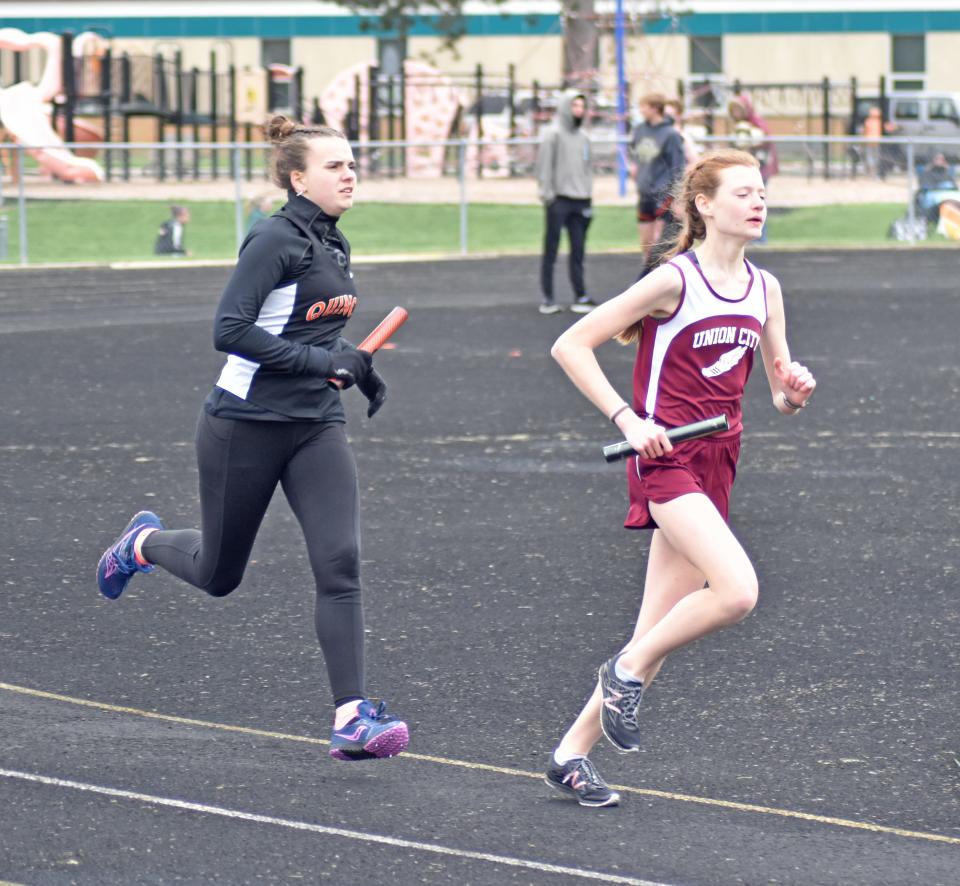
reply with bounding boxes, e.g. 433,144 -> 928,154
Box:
632,251 -> 768,437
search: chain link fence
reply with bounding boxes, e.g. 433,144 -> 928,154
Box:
0,134 -> 958,265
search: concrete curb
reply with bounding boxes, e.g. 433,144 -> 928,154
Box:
0,242 -> 956,273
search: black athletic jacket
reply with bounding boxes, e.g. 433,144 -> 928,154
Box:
204,192 -> 360,422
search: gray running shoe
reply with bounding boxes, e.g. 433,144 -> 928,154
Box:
539,300 -> 563,315
570,297 -> 597,314
545,756 -> 620,807
598,656 -> 644,753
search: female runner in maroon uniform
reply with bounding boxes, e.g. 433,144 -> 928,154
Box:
544,149 -> 816,807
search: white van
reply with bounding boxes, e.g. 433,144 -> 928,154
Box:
887,92 -> 960,156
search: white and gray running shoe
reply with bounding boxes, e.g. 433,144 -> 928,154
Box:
598,656 -> 644,753
545,756 -> 620,807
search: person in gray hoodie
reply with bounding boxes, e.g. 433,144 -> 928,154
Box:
535,91 -> 596,314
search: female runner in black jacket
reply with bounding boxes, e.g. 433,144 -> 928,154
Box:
96,117 -> 408,762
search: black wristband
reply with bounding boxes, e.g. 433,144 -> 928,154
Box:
609,404 -> 632,424
782,393 -> 806,410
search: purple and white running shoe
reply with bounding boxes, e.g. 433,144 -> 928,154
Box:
96,510 -> 164,600
329,700 -> 409,761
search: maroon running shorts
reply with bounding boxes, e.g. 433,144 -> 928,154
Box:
624,435 -> 741,530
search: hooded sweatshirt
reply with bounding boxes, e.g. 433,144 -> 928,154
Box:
536,91 -> 592,204
629,117 -> 686,203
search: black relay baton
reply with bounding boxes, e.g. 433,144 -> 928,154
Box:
602,414 -> 729,463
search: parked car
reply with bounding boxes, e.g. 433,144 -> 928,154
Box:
853,91 -> 960,162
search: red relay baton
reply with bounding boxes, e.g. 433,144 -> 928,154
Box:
329,306 -> 409,386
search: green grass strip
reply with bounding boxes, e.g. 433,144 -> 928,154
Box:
0,200 -> 932,265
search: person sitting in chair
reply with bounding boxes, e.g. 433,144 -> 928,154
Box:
919,153 -> 954,190
916,153 -> 958,223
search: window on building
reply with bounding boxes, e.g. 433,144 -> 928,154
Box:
261,39 -> 291,67
375,38 -> 406,120
690,36 -> 723,75
891,34 -> 925,90
378,38 -> 406,78
892,35 -> 924,73
262,39 -> 293,113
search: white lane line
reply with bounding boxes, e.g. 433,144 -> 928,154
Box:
0,768 -> 670,886
2,681 -> 958,847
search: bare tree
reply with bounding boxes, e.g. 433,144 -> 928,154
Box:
561,0 -> 599,90
332,0 -> 503,53
326,0 -> 687,86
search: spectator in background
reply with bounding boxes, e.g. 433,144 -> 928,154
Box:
154,205 -> 190,256
632,97 -> 703,278
862,106 -> 883,176
535,90 -> 596,315
728,92 -> 777,241
630,93 -> 686,272
919,152 -> 954,190
916,153 -> 957,224
728,93 -> 778,183
246,194 -> 275,232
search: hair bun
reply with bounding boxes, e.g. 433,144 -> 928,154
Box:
266,115 -> 298,144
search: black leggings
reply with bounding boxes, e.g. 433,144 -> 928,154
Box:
142,411 -> 365,704
540,197 -> 592,300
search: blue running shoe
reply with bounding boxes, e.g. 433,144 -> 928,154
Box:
96,511 -> 164,600
329,700 -> 409,761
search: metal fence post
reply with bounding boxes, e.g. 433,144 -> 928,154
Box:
0,152 -> 6,261
906,141 -> 917,245
233,144 -> 245,254
16,145 -> 27,265
821,77 -> 831,179
458,139 -> 468,255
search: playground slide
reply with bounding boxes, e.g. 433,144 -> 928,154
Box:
0,27 -> 104,183
0,28 -> 61,101
0,82 -> 103,183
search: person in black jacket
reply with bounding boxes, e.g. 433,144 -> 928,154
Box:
630,94 -> 686,271
97,116 -> 408,762
154,205 -> 191,255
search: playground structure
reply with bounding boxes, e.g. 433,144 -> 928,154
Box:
0,27 -> 622,185
320,61 -> 549,179
0,26 -> 891,187
0,28 -> 305,184
0,28 -> 105,182
321,59 -> 462,178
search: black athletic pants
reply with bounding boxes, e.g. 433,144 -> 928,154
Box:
540,197 -> 592,302
142,411 -> 365,705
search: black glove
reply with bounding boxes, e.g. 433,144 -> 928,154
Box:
356,368 -> 387,418
328,347 -> 372,390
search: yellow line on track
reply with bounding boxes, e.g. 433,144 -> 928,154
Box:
2,681 -> 957,847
